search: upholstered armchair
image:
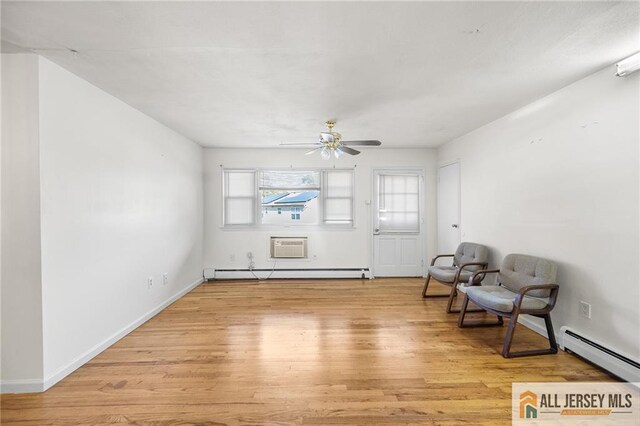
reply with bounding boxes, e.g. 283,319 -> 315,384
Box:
421,242 -> 489,313
457,253 -> 559,358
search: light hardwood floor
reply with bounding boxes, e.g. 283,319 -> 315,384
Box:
1,278 -> 614,425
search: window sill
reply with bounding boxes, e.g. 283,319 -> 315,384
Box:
219,224 -> 356,231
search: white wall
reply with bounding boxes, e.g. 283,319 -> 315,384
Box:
1,54 -> 44,386
203,148 -> 437,273
37,57 -> 204,382
438,65 -> 640,359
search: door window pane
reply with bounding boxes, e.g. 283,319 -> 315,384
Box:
378,174 -> 420,232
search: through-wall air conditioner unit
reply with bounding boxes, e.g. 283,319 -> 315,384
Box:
270,237 -> 307,259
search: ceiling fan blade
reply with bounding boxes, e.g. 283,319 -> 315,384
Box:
280,142 -> 322,146
341,140 -> 382,146
339,146 -> 361,156
305,147 -> 323,155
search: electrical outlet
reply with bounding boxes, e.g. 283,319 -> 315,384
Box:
148,277 -> 153,289
579,301 -> 591,319
230,254 -> 235,262
163,273 -> 168,286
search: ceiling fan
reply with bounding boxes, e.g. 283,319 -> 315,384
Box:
280,120 -> 382,159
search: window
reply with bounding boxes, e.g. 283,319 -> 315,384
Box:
260,170 -> 320,225
323,170 -> 354,224
223,170 -> 256,225
223,168 -> 354,227
377,174 -> 420,233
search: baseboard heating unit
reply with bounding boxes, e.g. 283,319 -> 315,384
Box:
560,326 -> 640,382
204,268 -> 371,280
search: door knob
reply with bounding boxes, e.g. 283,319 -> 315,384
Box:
451,224 -> 459,228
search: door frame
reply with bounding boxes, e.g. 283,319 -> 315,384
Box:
370,167 -> 426,278
437,160 -> 461,254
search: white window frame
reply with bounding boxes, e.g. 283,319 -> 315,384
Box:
222,169 -> 259,227
322,169 -> 355,226
221,167 -> 355,229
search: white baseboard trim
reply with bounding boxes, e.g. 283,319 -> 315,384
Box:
1,277 -> 204,395
517,315 -> 562,347
0,379 -> 45,394
211,268 -> 371,280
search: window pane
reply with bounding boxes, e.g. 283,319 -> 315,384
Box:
324,198 -> 352,221
227,171 -> 255,196
380,212 -> 419,232
224,170 -> 256,225
323,170 -> 354,224
378,174 -> 420,232
260,170 -> 320,189
261,189 -> 319,224
225,198 -> 255,225
326,171 -> 352,197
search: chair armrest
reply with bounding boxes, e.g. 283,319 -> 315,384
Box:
513,284 -> 560,311
430,254 -> 454,266
465,269 -> 500,287
455,262 -> 489,283
458,262 -> 488,271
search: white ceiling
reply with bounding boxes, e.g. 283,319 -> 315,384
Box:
2,1 -> 638,148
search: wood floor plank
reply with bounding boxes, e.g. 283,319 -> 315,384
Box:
1,278 -> 615,425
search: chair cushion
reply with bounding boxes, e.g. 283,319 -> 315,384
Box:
499,254 -> 558,298
453,242 -> 489,270
466,285 -> 549,313
428,266 -> 473,284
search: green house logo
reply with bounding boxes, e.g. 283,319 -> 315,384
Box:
520,391 -> 538,419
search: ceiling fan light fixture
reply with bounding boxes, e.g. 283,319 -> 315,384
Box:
334,147 -> 344,159
320,132 -> 334,143
320,147 -> 331,160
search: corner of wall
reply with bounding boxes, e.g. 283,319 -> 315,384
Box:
1,53 -> 45,389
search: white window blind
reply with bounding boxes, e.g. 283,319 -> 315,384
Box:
223,170 -> 256,225
378,174 -> 420,233
323,170 -> 354,224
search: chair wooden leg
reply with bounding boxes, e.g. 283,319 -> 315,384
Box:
501,315 -> 518,357
502,314 -> 559,358
457,294 -> 470,327
421,275 -> 431,297
544,314 -> 559,354
445,283 -> 457,312
457,295 -> 502,325
447,284 -> 485,314
421,275 -> 449,298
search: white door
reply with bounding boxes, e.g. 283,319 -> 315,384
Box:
437,162 -> 461,254
373,171 -> 423,277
